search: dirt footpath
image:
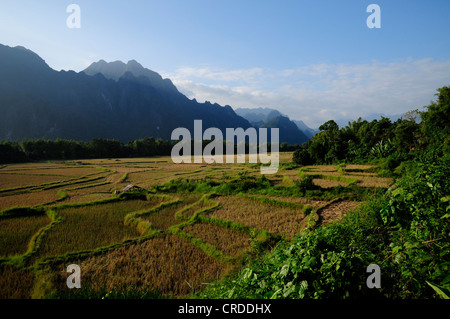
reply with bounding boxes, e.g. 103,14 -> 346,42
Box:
317,200 -> 362,225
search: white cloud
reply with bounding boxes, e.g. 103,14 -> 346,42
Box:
170,66 -> 264,84
164,59 -> 450,128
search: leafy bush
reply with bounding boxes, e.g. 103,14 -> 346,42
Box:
293,149 -> 313,166
377,153 -> 450,298
294,175 -> 316,195
370,139 -> 393,158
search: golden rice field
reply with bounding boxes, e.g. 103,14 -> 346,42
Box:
52,233 -> 231,297
0,190 -> 62,211
0,153 -> 393,299
181,222 -> 252,258
38,199 -> 163,257
0,213 -> 50,257
208,195 -> 311,239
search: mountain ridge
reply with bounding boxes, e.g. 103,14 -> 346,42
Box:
83,59 -> 179,95
0,44 -> 252,142
0,44 -> 314,145
235,107 -> 313,143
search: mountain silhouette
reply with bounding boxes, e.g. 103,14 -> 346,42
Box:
0,44 -> 252,142
83,59 -> 179,96
235,107 -> 311,144
292,120 -> 318,138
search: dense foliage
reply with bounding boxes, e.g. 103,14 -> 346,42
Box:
293,87 -> 449,166
198,86 -> 450,299
294,116 -> 408,165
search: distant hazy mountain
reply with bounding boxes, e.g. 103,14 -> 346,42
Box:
261,115 -> 309,145
292,120 -> 318,138
0,44 -> 252,142
235,107 -> 311,144
234,107 -> 283,126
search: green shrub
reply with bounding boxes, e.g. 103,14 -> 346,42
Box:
294,175 -> 315,195
293,149 -> 313,166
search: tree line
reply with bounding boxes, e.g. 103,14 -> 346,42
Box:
0,137 -> 300,164
293,86 -> 449,167
0,137 -> 175,164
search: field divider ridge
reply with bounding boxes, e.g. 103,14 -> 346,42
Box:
170,193 -> 279,265
0,169 -> 114,195
298,168 -> 359,186
124,195 -> 181,235
0,207 -> 63,268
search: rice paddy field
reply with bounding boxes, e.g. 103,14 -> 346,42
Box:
0,153 -> 393,299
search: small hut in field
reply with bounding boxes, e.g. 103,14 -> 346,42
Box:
114,184 -> 142,195
122,184 -> 141,192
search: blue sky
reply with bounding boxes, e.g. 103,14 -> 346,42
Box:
1,0 -> 450,127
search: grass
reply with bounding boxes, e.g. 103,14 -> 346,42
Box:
298,164 -> 393,189
312,178 -> 349,189
298,169 -> 359,185
64,181 -> 111,191
0,171 -> 112,195
140,194 -> 201,231
62,192 -> 112,204
238,193 -> 308,210
119,172 -> 129,183
181,222 -> 252,258
0,265 -> 35,299
49,233 -> 231,298
0,167 -> 101,177
0,174 -> 68,190
38,199 -> 162,257
0,208 -> 51,257
175,194 -> 217,220
209,195 -> 309,239
0,190 -> 61,211
316,200 -> 363,225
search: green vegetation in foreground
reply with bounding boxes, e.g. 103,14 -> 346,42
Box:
196,86 -> 450,299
